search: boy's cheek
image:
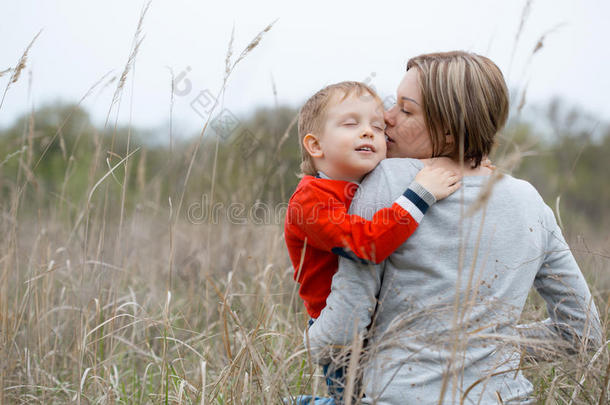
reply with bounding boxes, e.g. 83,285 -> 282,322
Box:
379,145 -> 388,160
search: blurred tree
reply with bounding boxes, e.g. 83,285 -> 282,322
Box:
1,100 -> 607,236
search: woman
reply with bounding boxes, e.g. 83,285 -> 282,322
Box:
307,51 -> 602,404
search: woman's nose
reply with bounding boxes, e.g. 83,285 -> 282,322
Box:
384,108 -> 395,127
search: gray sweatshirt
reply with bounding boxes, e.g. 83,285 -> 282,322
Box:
307,158 -> 602,404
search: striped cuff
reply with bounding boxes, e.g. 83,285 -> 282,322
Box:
394,181 -> 436,223
408,181 -> 437,206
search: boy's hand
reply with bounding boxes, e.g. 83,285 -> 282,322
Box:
415,166 -> 461,201
481,157 -> 496,171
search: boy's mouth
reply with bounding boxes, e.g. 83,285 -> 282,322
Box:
385,134 -> 395,143
355,144 -> 376,153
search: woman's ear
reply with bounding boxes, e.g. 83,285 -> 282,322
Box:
302,134 -> 323,158
445,131 -> 455,146
440,131 -> 456,156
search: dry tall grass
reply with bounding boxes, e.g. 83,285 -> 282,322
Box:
1,5 -> 609,405
1,189 -> 608,403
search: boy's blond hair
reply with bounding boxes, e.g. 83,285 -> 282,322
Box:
297,81 -> 383,176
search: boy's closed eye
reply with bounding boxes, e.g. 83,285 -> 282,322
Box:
372,121 -> 386,131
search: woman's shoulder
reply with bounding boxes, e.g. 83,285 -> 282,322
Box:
378,158 -> 424,173
356,159 -> 423,207
365,158 -> 423,187
497,173 -> 542,197
366,158 -> 423,184
492,173 -> 550,216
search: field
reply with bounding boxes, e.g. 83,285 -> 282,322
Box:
1,6 -> 609,405
0,166 -> 608,405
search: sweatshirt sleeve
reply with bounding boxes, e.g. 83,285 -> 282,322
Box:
531,204 -> 603,351
288,179 -> 435,264
307,163 -> 401,364
306,257 -> 383,364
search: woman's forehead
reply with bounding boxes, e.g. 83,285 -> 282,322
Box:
398,70 -> 421,104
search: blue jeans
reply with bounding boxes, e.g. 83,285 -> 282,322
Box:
308,319 -> 347,403
287,396 -> 336,405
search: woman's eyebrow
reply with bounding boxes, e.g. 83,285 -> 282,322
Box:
401,96 -> 420,106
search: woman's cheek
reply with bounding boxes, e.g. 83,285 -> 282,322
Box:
409,122 -> 432,155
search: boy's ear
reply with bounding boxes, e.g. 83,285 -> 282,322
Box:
302,134 -> 323,158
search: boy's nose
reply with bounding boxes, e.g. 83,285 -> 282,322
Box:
360,127 -> 374,138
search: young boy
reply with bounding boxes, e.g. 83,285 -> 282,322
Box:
284,81 -> 460,401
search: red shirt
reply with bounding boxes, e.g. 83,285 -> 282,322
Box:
284,175 -> 430,318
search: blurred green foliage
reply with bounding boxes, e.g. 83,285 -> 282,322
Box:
0,100 -> 607,235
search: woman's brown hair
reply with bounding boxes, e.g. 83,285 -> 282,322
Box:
407,51 -> 509,167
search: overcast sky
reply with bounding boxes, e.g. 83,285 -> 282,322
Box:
1,0 -> 609,138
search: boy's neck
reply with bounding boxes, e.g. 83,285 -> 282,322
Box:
317,170 -> 362,184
